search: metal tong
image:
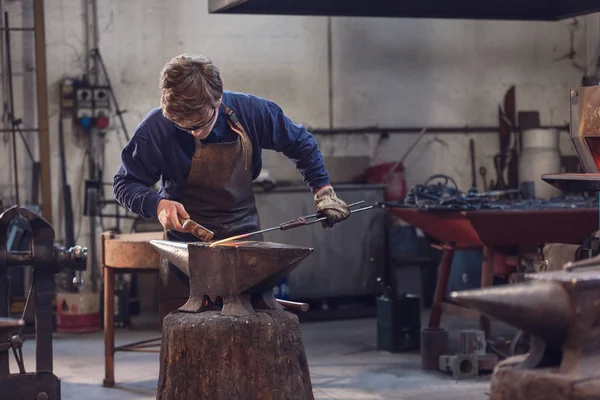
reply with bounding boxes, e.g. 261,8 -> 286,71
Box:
210,201 -> 374,245
275,201 -> 372,231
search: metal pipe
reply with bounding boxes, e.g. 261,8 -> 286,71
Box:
0,128 -> 39,132
308,124 -> 570,135
0,27 -> 35,31
34,0 -> 52,224
92,49 -> 130,141
91,0 -> 99,84
327,16 -> 333,129
0,0 -> 4,134
5,12 -> 19,205
84,0 -> 89,78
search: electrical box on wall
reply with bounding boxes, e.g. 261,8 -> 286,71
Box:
75,84 -> 93,120
60,78 -> 112,131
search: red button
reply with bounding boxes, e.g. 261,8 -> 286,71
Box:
96,115 -> 110,129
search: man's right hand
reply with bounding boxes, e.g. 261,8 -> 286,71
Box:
157,199 -> 190,232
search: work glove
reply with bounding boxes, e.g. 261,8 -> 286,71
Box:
314,185 -> 351,228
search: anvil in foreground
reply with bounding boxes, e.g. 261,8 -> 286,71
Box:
150,240 -> 313,317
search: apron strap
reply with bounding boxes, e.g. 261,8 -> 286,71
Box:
223,104 -> 251,171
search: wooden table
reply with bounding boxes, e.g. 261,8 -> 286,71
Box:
101,231 -> 163,388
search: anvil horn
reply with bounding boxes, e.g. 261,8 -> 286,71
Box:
450,281 -> 573,347
150,240 -> 189,275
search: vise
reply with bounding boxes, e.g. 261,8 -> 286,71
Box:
451,255 -> 600,400
0,206 -> 87,400
150,240 -> 311,316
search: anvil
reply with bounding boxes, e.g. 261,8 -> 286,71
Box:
451,255 -> 600,400
150,240 -> 313,317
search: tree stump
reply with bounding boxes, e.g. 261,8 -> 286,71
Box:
157,309 -> 314,400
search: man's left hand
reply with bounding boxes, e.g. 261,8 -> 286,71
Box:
314,185 -> 351,228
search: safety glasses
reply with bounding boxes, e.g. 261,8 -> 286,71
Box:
172,107 -> 218,132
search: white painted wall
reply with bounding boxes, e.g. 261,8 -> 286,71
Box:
1,0 -> 599,280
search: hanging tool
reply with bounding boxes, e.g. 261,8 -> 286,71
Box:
479,166 -> 489,192
492,86 -> 517,191
469,139 -> 477,192
504,86 -> 519,189
210,201 -> 373,246
383,127 -> 428,182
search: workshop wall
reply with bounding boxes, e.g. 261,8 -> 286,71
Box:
0,1 -> 599,264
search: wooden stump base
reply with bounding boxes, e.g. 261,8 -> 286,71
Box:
490,355 -> 600,400
158,309 -> 314,400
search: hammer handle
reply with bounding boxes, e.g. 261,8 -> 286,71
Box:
178,217 -> 214,242
276,299 -> 310,312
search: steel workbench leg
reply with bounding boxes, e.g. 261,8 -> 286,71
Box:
103,266 -> 115,388
428,247 -> 455,328
480,246 -> 495,338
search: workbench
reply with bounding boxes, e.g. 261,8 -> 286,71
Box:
101,231 -> 163,388
389,206 -> 599,337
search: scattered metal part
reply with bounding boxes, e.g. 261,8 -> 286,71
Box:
150,240 -> 312,316
460,330 -> 487,356
421,327 -> 449,371
396,173 -> 598,211
438,330 -> 498,380
439,354 -> 479,380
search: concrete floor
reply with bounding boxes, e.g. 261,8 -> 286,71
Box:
9,314 -> 509,400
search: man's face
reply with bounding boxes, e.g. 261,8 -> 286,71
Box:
173,98 -> 222,140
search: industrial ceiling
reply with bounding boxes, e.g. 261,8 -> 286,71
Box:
208,0 -> 600,21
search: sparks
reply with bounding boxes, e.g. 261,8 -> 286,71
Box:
209,234 -> 248,247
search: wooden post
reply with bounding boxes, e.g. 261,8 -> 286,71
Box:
33,0 -> 52,224
103,232 -> 115,387
158,309 -> 314,400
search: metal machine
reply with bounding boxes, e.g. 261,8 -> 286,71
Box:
0,206 -> 87,400
543,86 -> 600,192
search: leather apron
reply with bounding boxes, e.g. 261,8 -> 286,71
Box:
158,104 -> 262,320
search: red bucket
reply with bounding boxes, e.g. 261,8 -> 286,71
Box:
56,292 -> 102,333
364,162 -> 407,202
